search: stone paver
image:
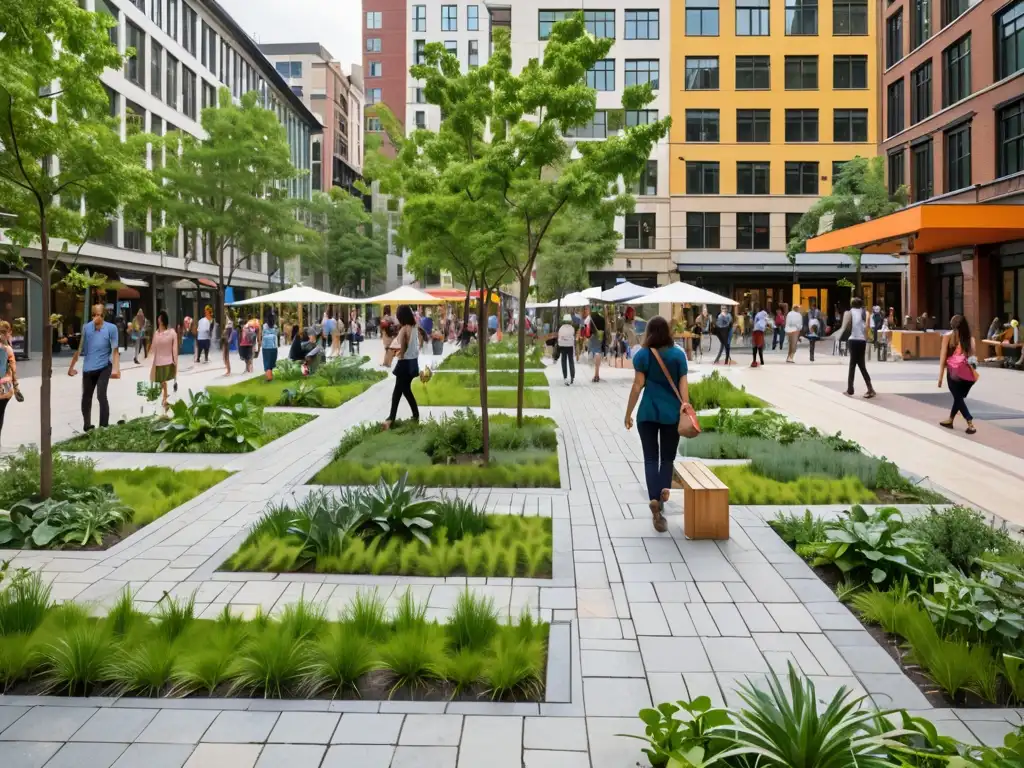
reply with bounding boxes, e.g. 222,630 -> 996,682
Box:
0,707 -> 96,742
43,742 -> 127,768
0,742 -> 62,768
266,713 -> 339,744
253,744 -> 325,768
110,744 -> 195,768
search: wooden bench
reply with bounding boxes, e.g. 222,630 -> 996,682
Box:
673,460 -> 730,540
980,339 -> 1023,362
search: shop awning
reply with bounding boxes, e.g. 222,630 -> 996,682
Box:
120,277 -> 149,288
198,278 -> 218,289
117,287 -> 140,300
423,288 -> 500,303
366,286 -> 445,305
806,204 -> 1024,255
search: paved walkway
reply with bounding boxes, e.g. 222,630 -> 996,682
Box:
2,348 -> 1023,767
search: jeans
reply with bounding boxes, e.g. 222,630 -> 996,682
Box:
559,345 -> 575,381
713,328 -> 731,364
388,371 -> 419,422
772,327 -> 784,349
637,421 -> 681,503
0,397 -> 8,444
948,376 -> 974,421
196,339 -> 210,362
82,364 -> 112,429
847,339 -> 873,394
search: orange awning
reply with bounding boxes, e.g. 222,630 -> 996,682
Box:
424,288 -> 500,303
806,204 -> 1024,255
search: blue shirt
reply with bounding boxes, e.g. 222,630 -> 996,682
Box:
81,321 -> 118,372
323,318 -> 336,337
420,316 -> 433,335
488,315 -> 498,330
633,345 -> 689,425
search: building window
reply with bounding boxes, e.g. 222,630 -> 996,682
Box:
687,213 -> 720,248
367,88 -> 382,104
785,161 -> 819,194
737,162 -> 771,194
202,81 -> 215,109
587,59 -> 615,91
945,123 -> 971,191
942,0 -> 968,25
833,55 -> 867,89
737,109 -> 770,141
736,0 -> 770,35
736,56 -> 770,89
414,40 -> 426,65
887,79 -> 904,137
625,109 -> 659,125
832,160 -> 848,181
165,53 -> 177,109
414,88 -> 426,103
538,9 -> 574,39
784,56 -> 818,89
943,34 -> 971,106
151,41 -> 163,99
311,141 -> 321,191
366,116 -> 382,132
911,0 -> 931,48
369,61 -> 382,77
468,4 -> 480,30
785,109 -> 818,141
202,23 -> 216,75
584,10 -> 616,38
275,61 -> 302,78
150,0 -> 162,28
834,0 -> 867,34
888,150 -> 905,195
182,3 -> 197,56
444,40 -> 457,55
912,139 -> 933,201
686,0 -> 720,35
125,21 -> 145,87
625,9 -> 660,39
182,67 -> 196,120
624,213 -> 656,249
909,61 -> 931,123
441,4 -> 457,30
686,110 -> 720,142
686,162 -> 720,193
366,11 -> 382,28
96,0 -> 118,47
367,38 -> 382,52
998,99 -> 1024,177
468,40 -> 479,68
625,59 -> 660,88
632,160 -> 658,195
786,0 -> 818,34
886,10 -> 903,67
685,57 -> 719,89
415,110 -> 426,130
996,0 -> 1024,80
834,109 -> 868,142
232,51 -> 241,97
413,5 -> 426,31
565,111 -> 614,139
737,213 -> 770,249
167,0 -> 178,40
125,99 -> 144,138
786,212 -> 803,240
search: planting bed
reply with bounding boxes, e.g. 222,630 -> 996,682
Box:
0,575 -> 549,702
412,379 -> 550,409
433,371 -> 550,387
222,486 -> 552,578
311,411 -> 560,488
208,357 -> 386,408
688,371 -> 767,411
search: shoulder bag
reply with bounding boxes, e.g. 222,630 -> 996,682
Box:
650,348 -> 701,439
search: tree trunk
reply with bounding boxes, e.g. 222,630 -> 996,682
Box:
39,214 -> 53,499
515,272 -> 530,427
854,253 -> 863,299
478,280 -> 490,464
462,287 -> 471,345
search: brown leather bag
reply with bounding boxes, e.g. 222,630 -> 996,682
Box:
650,348 -> 701,439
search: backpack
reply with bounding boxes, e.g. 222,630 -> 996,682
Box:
242,324 -> 257,346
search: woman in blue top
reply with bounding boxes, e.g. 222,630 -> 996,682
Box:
625,316 -> 690,532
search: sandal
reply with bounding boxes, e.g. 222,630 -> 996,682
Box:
648,500 -> 667,533
939,420 -> 954,429
864,391 -> 877,399
382,420 -> 393,431
966,422 -> 977,435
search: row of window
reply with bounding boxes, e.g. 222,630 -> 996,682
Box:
409,4 -> 481,32
585,59 -> 661,90
684,160 -> 849,194
683,0 -> 866,37
885,32 -> 974,137
685,55 -> 868,90
410,39 -> 481,71
886,0 -> 1022,85
684,109 -> 870,143
538,9 -> 661,40
122,0 -> 180,42
685,212 -> 807,249
888,99 -> 1024,203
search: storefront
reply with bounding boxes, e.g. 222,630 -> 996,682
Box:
0,273 -> 30,359
996,246 -> 1024,325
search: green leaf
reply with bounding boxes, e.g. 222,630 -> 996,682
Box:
31,520 -> 63,546
871,568 -> 887,583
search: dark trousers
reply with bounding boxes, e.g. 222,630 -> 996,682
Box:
771,327 -> 784,349
808,338 -> 817,362
0,397 -> 8,442
637,421 -> 681,503
847,340 -> 872,394
751,345 -> 764,365
196,339 -> 210,362
387,372 -> 419,422
948,376 -> 974,421
713,329 -> 731,364
559,345 -> 575,381
82,364 -> 112,429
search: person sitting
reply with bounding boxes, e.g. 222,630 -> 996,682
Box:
301,326 -> 324,376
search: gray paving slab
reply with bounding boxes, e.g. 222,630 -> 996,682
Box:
253,744 -> 325,768
702,637 -> 769,673
582,678 -> 652,717
43,742 -> 127,768
457,716 -> 522,768
71,709 -> 157,743
639,637 -> 712,673
266,712 -> 340,744
330,713 -> 403,745
136,710 -> 219,744
320,745 -> 394,768
0,742 -> 61,768
398,715 -> 463,746
392,745 -> 458,768
110,743 -> 195,768
523,750 -> 591,768
182,743 -> 262,767
523,717 -> 588,751
201,712 -> 279,743
581,650 -> 647,678
0,707 -> 97,742
837,645 -> 903,674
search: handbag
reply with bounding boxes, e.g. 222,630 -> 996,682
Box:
650,348 -> 701,439
947,343 -> 977,382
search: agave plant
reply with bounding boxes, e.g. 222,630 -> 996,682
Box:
285,489 -> 370,560
154,390 -> 263,452
363,474 -> 438,547
318,356 -> 368,385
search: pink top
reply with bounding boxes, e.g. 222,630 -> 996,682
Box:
151,329 -> 178,367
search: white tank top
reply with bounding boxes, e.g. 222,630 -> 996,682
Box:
403,326 -> 420,359
850,308 -> 867,341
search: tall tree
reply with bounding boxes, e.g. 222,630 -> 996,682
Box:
0,0 -> 158,497
536,205 -> 618,318
412,18 -> 670,424
786,156 -> 909,296
156,89 -> 317,325
306,188 -> 388,296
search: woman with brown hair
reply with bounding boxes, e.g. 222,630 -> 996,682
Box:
624,316 -> 690,533
938,314 -> 978,434
0,320 -> 18,447
149,310 -> 178,411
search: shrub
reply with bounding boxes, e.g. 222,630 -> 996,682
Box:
688,371 -> 767,411
484,634 -> 544,700
274,359 -> 303,381
815,506 -> 925,585
909,506 -> 1024,574
750,442 -> 885,487
379,626 -> 446,693
229,625 -> 308,697
448,590 -> 500,651
435,496 -> 489,541
681,433 -> 776,460
40,623 -> 116,696
712,465 -> 877,506
918,569 -> 1024,645
0,570 -> 52,635
769,510 -> 828,546
362,475 -> 439,546
0,448 -> 95,508
300,625 -> 377,696
155,390 -> 263,452
423,409 -> 485,462
0,491 -> 131,549
278,382 -> 325,407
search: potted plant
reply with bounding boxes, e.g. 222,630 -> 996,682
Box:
431,328 -> 444,355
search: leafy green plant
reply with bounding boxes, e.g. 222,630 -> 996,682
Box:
230,625 -> 308,698
770,510 -> 828,546
1003,654 -> 1024,703
379,626 -> 446,694
814,506 -> 925,585
621,695 -> 735,768
0,447 -> 96,508
435,496 -> 489,541
279,598 -> 327,641
435,648 -> 486,695
688,371 -> 767,411
318,356 -> 371,385
277,382 -> 325,407
909,506 -> 1024,574
40,623 -> 116,696
362,474 -> 439,546
155,390 -> 263,452
156,591 -> 196,641
0,634 -> 40,692
109,639 -> 177,696
423,409 -> 485,462
483,633 -> 544,701
967,644 -> 1002,702
0,570 -> 51,635
106,586 -> 145,637
343,590 -> 389,640
712,466 -> 877,506
300,625 -> 378,696
448,590 -> 500,651
273,359 -> 303,381
751,445 -> 887,488
1,491 -> 130,549
919,569 -> 1024,645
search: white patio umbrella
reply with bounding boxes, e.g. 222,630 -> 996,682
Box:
581,286 -> 603,300
226,284 -> 357,306
626,281 -> 737,307
366,285 -> 445,305
600,281 -> 653,303
557,291 -> 594,308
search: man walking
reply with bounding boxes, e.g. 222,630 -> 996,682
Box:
68,303 -> 120,431
839,297 -> 876,398
713,306 -> 733,365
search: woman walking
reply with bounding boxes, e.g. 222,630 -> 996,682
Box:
0,321 -> 18,448
261,315 -> 279,381
938,314 -> 978,434
149,311 -> 178,412
384,305 -> 420,429
713,307 -> 732,365
624,316 -> 691,533
557,313 -> 576,385
380,305 -> 396,366
751,304 -> 767,367
839,297 -> 876,398
785,304 -> 802,363
132,309 -> 148,365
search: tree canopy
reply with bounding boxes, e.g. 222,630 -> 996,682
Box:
306,188 -> 388,297
535,205 -> 618,306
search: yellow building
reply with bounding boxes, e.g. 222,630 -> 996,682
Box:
667,0 -> 901,318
